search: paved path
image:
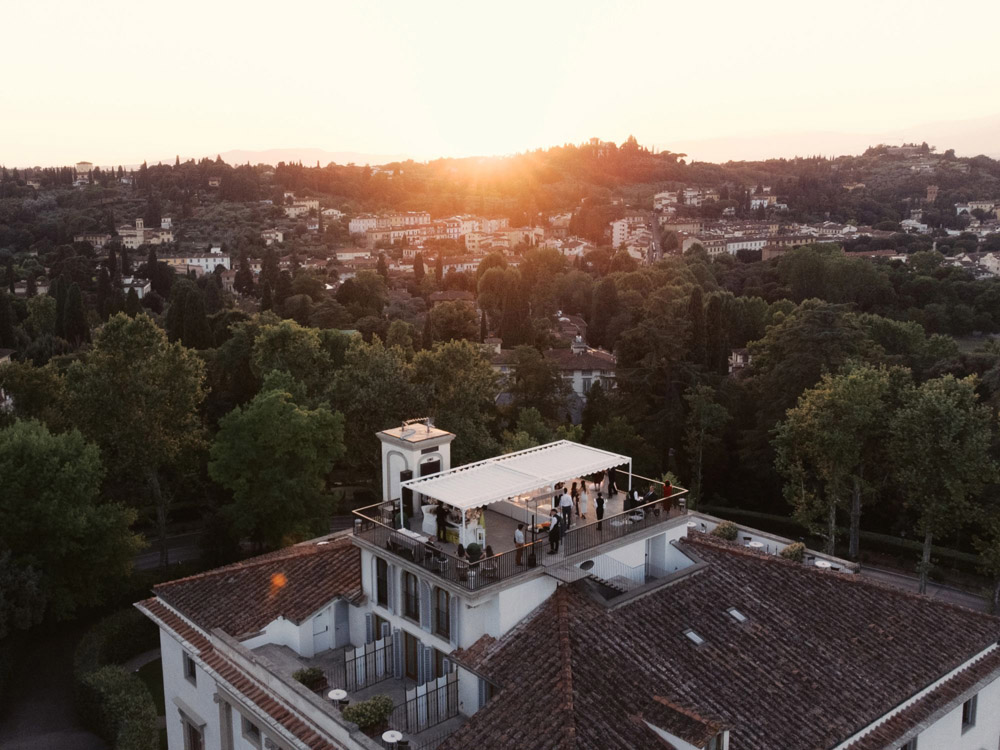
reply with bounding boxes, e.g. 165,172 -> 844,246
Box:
133,531 -> 203,570
0,626 -> 107,750
122,647 -> 161,674
860,565 -> 988,611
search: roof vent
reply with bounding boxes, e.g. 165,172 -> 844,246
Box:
727,608 -> 747,623
683,629 -> 705,646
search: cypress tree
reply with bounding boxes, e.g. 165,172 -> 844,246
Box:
120,247 -> 131,277
125,287 -> 141,317
435,255 -> 443,282
5,257 -> 14,293
204,277 -> 222,314
164,284 -> 190,342
260,248 -> 279,292
377,253 -> 388,279
25,273 -> 36,298
414,252 -> 425,281
421,317 -> 433,350
182,289 -> 211,349
705,293 -> 728,374
0,290 -> 15,348
62,283 -> 89,347
499,272 -> 530,347
686,286 -> 706,366
96,268 -> 113,320
275,271 -> 293,306
53,275 -> 68,338
589,277 -> 618,350
260,283 -> 273,312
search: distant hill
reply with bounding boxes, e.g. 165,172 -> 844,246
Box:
207,147 -> 409,167
664,114 -> 1000,164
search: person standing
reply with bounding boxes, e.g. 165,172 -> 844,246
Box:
548,509 -> 561,553
608,466 -> 618,496
435,502 -> 449,542
579,479 -> 589,520
571,482 -> 580,517
596,491 -> 605,531
514,523 -> 526,565
559,488 -> 573,529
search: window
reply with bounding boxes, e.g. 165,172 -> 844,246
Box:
727,608 -> 747,623
898,739 -> 917,750
706,734 -> 724,750
375,557 -> 388,608
241,717 -> 262,748
433,587 -> 450,639
184,720 -> 204,750
961,694 -> 977,732
683,629 -> 705,646
403,571 -> 419,621
183,652 -> 197,686
582,378 -> 592,393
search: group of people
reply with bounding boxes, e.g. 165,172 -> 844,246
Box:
544,477 -> 611,553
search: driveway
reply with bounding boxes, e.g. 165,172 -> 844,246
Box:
0,626 -> 107,750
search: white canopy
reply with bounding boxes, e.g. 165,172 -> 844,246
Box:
400,440 -> 631,511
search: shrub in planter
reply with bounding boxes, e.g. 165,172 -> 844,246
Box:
341,694 -> 394,731
780,542 -> 806,562
710,520 -> 739,541
293,666 -> 327,692
466,543 -> 483,562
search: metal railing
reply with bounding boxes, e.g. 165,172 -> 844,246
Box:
562,488 -> 688,556
387,677 -> 459,735
328,639 -> 395,693
353,505 -> 547,591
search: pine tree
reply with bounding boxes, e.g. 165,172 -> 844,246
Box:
125,288 -> 141,317
686,286 -> 706,366
260,283 -> 273,312
435,255 -> 443,282
414,252 -> 425,281
62,283 -> 89,347
0,290 -> 15,348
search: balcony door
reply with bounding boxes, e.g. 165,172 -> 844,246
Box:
404,631 -> 419,682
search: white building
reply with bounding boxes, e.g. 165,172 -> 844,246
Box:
118,219 -> 175,250
160,253 -> 231,275
140,425 -> 1000,750
261,229 -> 284,246
122,277 -> 152,299
610,215 -> 647,248
349,215 -> 379,235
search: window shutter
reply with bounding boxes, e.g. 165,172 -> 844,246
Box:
387,564 -> 396,614
380,621 -> 391,640
422,643 -> 433,684
370,557 -> 378,602
392,629 -> 403,679
419,581 -> 432,632
416,642 -> 425,684
449,596 -> 460,648
365,613 -> 374,644
442,658 -> 452,674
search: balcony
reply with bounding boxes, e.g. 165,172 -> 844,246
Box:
353,478 -> 688,592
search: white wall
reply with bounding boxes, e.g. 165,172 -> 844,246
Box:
908,674 -> 1000,749
161,628 -> 224,750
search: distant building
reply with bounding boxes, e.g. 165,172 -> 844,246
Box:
159,253 -> 231,275
73,232 -> 113,249
729,348 -> 751,374
261,229 -> 284,246
118,219 -> 174,250
121,277 -> 152,299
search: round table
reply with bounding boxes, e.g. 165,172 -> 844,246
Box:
686,521 -> 697,528
748,541 -> 765,550
382,729 -> 404,744
815,560 -> 832,569
327,689 -> 347,702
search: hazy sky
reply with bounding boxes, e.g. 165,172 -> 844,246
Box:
4,0 -> 999,166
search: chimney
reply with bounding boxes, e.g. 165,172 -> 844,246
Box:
571,335 -> 587,355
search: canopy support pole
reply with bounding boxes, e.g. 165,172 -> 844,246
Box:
628,460 -> 633,492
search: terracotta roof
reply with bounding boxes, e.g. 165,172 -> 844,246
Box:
638,696 -> 725,748
441,533 -> 1000,750
138,597 -> 341,750
153,535 -> 362,638
544,347 -> 615,371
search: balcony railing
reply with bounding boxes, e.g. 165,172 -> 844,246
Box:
353,505 -> 547,592
562,487 -> 688,557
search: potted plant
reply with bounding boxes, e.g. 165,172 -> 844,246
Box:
710,520 -> 739,541
342,694 -> 395,734
466,543 -> 483,563
292,667 -> 328,692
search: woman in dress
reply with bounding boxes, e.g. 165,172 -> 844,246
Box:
571,481 -> 580,517
579,479 -> 589,520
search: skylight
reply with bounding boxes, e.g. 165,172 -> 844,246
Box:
727,607 -> 748,623
684,629 -> 705,645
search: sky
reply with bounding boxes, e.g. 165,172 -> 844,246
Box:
4,0 -> 1000,167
